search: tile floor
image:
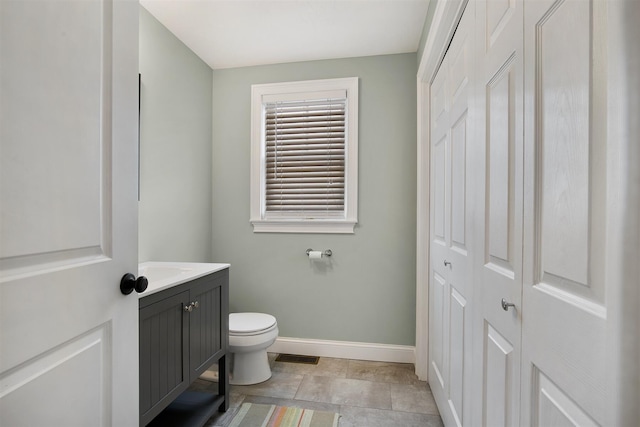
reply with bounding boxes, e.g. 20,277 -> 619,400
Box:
194,354 -> 443,427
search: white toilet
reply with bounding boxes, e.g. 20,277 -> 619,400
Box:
228,312 -> 278,385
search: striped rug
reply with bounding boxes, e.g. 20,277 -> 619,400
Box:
228,403 -> 340,427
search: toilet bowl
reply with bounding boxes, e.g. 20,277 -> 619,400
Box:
228,312 -> 278,385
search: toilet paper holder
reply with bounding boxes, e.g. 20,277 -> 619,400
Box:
306,248 -> 332,257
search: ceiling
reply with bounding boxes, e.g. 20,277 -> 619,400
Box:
140,0 -> 431,70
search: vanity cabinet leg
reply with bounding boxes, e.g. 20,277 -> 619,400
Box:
218,354 -> 229,412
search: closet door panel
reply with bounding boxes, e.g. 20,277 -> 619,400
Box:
484,324 -> 515,427
487,60 -> 516,272
473,0 -> 524,424
429,4 -> 475,426
434,136 -> 448,243
487,0 -> 516,49
451,113 -> 468,252
450,31 -> 470,106
430,62 -> 449,395
538,0 -> 591,292
449,286 -> 467,424
446,14 -> 474,427
533,371 -> 598,427
449,22 -> 471,256
431,271 -> 446,388
522,0 -> 609,424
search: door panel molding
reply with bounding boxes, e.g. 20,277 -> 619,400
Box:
484,323 -> 515,427
523,0 -> 610,424
451,112 -> 468,253
486,54 -> 516,272
449,287 -> 467,426
533,0 -> 606,305
0,324 -> 111,426
431,271 -> 446,389
0,0 -> 114,266
532,368 -> 599,427
487,0 -> 516,49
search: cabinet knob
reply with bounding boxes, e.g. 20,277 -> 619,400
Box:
183,301 -> 200,313
120,273 -> 148,295
444,260 -> 452,267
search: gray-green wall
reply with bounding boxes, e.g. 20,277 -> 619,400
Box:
139,9 -> 418,346
138,6 -> 213,262
212,54 -> 418,346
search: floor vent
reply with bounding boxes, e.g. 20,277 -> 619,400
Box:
275,353 -> 320,365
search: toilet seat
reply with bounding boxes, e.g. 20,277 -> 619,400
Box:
230,313 -> 277,336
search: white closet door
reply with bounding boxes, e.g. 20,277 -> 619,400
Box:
521,0 -> 610,425
429,4 -> 475,425
0,0 -> 139,425
471,0 -> 525,425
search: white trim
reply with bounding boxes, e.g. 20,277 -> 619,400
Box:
414,77 -> 430,380
250,77 -> 359,234
251,219 -> 356,234
417,0 -> 467,83
267,337 -> 415,365
415,0 -> 468,382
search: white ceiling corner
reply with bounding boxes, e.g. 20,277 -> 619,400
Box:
140,0 -> 431,70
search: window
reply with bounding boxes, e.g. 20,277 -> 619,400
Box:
250,77 -> 358,233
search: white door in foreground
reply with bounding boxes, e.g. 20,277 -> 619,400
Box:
0,0 -> 140,425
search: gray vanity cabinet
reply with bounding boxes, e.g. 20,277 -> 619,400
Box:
139,268 -> 229,427
139,290 -> 190,423
189,277 -> 227,379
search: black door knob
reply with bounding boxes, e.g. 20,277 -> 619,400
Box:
120,273 -> 148,295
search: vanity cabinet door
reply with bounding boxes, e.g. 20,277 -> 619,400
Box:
139,290 -> 190,425
189,270 -> 228,381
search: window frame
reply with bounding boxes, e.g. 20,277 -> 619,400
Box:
250,77 -> 359,234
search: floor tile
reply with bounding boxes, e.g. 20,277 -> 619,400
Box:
199,355 -> 442,427
347,360 -> 422,385
295,375 -> 392,410
338,405 -> 444,427
272,356 -> 349,378
230,371 -> 304,399
390,383 -> 439,415
292,375 -> 333,403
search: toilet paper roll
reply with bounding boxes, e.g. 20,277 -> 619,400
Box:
308,250 -> 323,259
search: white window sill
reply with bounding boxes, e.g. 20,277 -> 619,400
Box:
250,219 -> 356,234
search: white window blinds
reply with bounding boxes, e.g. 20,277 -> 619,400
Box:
263,91 -> 347,215
251,77 -> 358,233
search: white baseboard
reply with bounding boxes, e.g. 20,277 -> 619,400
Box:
267,337 -> 415,364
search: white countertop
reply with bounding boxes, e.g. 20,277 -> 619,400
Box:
138,261 -> 230,297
